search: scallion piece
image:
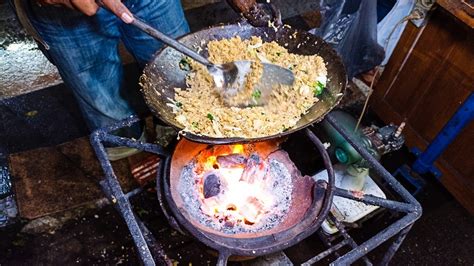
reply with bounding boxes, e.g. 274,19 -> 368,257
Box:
251,89 -> 262,100
179,58 -> 191,71
207,113 -> 214,121
313,81 -> 325,96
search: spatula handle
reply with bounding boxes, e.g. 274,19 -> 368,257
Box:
130,19 -> 212,67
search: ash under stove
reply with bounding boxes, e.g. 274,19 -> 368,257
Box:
90,113 -> 422,265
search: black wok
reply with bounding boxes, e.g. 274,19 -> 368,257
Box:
140,21 -> 347,144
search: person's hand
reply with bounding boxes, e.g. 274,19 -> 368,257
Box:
37,0 -> 134,23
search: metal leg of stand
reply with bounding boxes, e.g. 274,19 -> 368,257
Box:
135,216 -> 172,265
317,230 -> 343,258
216,251 -> 230,266
90,117 -> 170,266
96,176 -> 155,266
380,224 -> 413,265
100,181 -> 171,265
327,213 -> 373,266
302,238 -> 351,265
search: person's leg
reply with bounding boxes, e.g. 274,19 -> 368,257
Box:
26,3 -> 136,131
119,0 -> 190,67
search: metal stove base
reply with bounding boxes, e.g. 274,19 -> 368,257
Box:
90,112 -> 422,266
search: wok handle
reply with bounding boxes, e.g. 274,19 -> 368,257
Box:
96,0 -> 212,67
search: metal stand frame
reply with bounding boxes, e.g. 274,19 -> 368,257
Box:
90,112 -> 422,266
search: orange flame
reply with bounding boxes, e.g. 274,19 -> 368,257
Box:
232,144 -> 244,154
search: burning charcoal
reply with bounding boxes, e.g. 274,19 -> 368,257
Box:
249,153 -> 260,163
203,173 -> 221,198
240,154 -> 264,183
216,154 -> 247,168
223,215 -> 236,228
224,221 -> 235,228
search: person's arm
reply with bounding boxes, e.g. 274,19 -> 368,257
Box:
226,0 -> 279,27
37,0 -> 134,23
226,0 -> 257,14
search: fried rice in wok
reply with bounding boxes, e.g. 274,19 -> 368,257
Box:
170,36 -> 327,138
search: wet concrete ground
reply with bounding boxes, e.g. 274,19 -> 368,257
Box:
0,1 -> 61,99
1,1 -> 473,265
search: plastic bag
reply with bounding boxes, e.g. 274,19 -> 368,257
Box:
310,0 -> 385,78
377,0 -> 415,66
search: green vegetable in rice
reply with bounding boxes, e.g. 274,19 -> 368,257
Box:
251,89 -> 262,100
207,113 -> 214,121
179,58 -> 192,71
313,80 -> 325,96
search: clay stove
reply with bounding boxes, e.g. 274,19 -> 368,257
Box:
161,135 -> 333,264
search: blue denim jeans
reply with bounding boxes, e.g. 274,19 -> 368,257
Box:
26,0 -> 189,131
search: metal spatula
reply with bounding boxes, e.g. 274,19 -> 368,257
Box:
103,9 -> 295,107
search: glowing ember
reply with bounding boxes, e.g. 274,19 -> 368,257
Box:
197,145 -> 274,226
